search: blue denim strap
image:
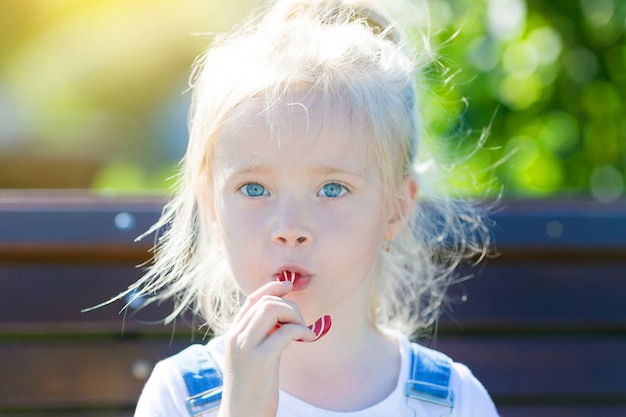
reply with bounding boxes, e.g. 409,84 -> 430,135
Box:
405,343 -> 455,409
170,344 -> 223,416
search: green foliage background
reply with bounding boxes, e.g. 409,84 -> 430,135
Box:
0,0 -> 624,200
419,0 -> 626,200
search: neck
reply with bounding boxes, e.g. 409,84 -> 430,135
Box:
278,314 -> 400,411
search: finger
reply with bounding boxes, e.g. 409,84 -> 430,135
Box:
261,322 -> 317,353
241,296 -> 307,348
271,314 -> 332,342
231,280 -> 293,330
249,279 -> 293,300
227,290 -> 306,353
235,280 -> 293,321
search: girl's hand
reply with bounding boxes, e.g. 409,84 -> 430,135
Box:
217,280 -> 316,417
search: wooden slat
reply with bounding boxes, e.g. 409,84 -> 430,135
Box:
495,405 -> 626,417
492,200 -> 626,250
0,218 -> 156,263
0,340 -> 191,409
0,411 -> 132,417
440,260 -> 626,332
434,335 -> 626,401
0,407 -> 134,417
0,193 -> 161,262
0,210 -> 154,243
0,264 -> 171,333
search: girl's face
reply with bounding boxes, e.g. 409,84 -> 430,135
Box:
209,93 -> 399,323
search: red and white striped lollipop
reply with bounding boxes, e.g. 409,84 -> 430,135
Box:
307,315 -> 332,341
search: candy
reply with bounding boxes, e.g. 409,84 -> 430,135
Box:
308,315 -> 332,341
280,270 -> 296,283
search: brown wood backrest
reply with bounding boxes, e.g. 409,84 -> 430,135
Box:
1,193 -> 625,416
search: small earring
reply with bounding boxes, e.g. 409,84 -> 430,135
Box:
382,239 -> 391,252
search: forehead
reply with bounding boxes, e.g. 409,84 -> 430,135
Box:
214,91 -> 373,167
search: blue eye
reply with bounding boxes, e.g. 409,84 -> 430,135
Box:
240,183 -> 268,197
319,182 -> 347,198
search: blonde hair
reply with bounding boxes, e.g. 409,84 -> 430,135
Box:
118,0 -> 491,337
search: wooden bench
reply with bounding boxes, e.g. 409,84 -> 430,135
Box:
1,192 -> 625,416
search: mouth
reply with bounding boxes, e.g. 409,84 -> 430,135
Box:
274,268 -> 311,291
278,270 -> 298,284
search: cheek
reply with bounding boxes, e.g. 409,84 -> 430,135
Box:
216,205 -> 269,293
318,216 -> 383,298
216,195 -> 255,242
318,204 -> 386,258
220,210 -> 258,257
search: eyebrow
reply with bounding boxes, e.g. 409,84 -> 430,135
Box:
230,164 -> 268,176
228,164 -> 366,180
313,166 -> 366,179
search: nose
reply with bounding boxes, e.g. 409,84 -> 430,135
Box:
270,201 -> 312,246
272,233 -> 310,245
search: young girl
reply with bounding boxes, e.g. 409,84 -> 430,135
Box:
128,0 -> 499,415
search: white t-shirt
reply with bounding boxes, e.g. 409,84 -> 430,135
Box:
135,333 -> 499,417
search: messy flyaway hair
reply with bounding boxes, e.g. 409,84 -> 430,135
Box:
111,0 -> 492,338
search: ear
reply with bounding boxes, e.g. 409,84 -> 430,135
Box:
384,173 -> 419,241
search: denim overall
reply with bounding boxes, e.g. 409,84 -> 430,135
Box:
172,343 -> 455,416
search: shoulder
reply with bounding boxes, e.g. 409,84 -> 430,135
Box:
134,339 -> 225,417
134,350 -> 190,417
450,352 -> 498,417
448,361 -> 499,416
405,340 -> 499,417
